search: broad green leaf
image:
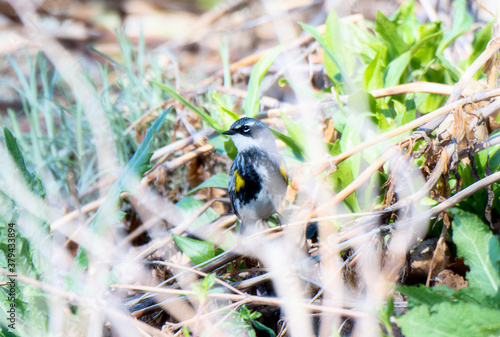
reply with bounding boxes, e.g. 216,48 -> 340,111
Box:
361,170 -> 384,211
224,138 -> 238,160
415,92 -> 446,114
153,81 -> 224,133
363,46 -> 387,91
486,142 -> 500,172
397,285 -> 455,308
280,113 -> 307,152
379,292 -> 394,334
186,174 -> 229,196
391,0 -> 418,44
410,36 -> 441,74
453,286 -> 499,308
207,133 -> 226,153
347,90 -> 377,114
384,50 -> 411,87
176,197 -> 220,231
340,115 -> 361,178
299,22 -> 355,93
451,209 -> 500,297
329,140 -> 360,213
468,21 -> 493,79
437,0 -> 473,54
331,108 -> 346,133
323,11 -> 356,82
269,128 -> 304,160
476,133 -> 500,170
437,55 -> 462,82
398,303 -> 500,337
243,46 -> 282,117
173,234 -> 218,265
375,11 -> 409,59
252,320 -> 276,337
410,23 -> 442,63
395,99 -> 416,127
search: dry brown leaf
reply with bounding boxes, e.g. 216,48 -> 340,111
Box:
409,238 -> 451,279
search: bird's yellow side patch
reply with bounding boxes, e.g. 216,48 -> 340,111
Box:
280,165 -> 288,184
234,170 -> 245,192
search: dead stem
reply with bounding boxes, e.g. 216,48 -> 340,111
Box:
111,283 -> 369,318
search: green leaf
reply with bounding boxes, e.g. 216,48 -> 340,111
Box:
340,116 -> 361,178
200,273 -> 216,290
173,234 -> 218,265
347,90 -> 377,114
280,113 -> 307,152
191,273 -> 217,304
176,197 -> 220,231
252,320 -> 276,337
363,46 -> 387,91
269,128 -> 304,160
329,140 -> 360,212
375,11 -> 409,59
410,23 -> 442,66
394,99 -> 416,127
437,55 -> 462,82
224,137 -> 238,160
3,128 -> 34,191
468,21 -> 493,79
213,93 -> 239,128
453,286 -> 499,308
384,50 -> 411,87
398,303 -> 500,337
323,11 -> 356,82
243,46 -> 282,117
390,0 -> 418,44
117,109 -> 169,184
152,81 -> 224,132
379,292 -> 394,334
416,92 -> 446,114
451,209 -> 500,297
437,0 -> 473,54
397,285 -> 455,308
207,133 -> 226,153
186,174 -> 229,196
486,142 -> 500,172
299,22 -> 355,93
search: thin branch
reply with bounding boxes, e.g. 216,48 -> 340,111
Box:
111,283 -> 368,318
328,88 -> 500,167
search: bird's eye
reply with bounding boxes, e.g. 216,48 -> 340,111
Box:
242,125 -> 250,132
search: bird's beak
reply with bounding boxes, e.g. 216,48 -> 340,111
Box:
222,130 -> 235,136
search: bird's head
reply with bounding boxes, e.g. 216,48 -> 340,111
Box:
222,117 -> 276,152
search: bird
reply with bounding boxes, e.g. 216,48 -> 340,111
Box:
222,117 -> 288,232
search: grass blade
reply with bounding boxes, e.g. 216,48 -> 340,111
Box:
153,81 -> 224,133
243,46 -> 282,117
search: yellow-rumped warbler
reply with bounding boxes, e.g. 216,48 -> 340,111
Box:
222,118 -> 288,230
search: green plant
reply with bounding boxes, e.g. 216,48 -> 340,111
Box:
397,209 -> 500,336
0,31 -> 174,336
2,0 -> 500,335
0,128 -> 49,336
222,305 -> 276,337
